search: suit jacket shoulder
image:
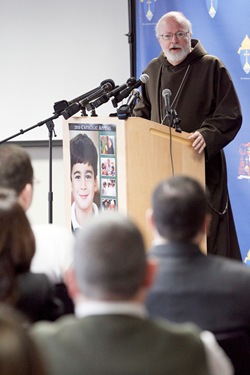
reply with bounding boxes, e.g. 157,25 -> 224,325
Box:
31,314 -> 209,375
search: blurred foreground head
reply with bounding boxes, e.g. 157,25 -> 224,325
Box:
0,144 -> 34,211
151,175 -> 207,242
74,212 -> 147,301
0,188 -> 35,303
0,304 -> 47,375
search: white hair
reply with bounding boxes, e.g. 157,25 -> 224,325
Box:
155,11 -> 192,37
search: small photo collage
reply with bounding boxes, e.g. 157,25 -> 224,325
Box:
99,132 -> 117,211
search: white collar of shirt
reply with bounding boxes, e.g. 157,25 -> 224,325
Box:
71,201 -> 99,231
71,201 -> 80,230
75,300 -> 147,319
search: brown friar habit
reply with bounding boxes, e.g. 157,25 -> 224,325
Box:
134,39 -> 242,260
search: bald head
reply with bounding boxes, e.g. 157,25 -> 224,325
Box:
74,213 -> 147,300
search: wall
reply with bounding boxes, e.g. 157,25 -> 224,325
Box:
0,0 -> 130,142
1,0 -> 130,227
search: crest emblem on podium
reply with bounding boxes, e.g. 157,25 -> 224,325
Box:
238,35 -> 250,74
238,142 -> 250,179
244,250 -> 250,266
206,0 -> 218,18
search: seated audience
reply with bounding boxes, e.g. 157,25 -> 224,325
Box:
145,175 -> 250,372
0,189 -> 63,323
0,143 -> 74,314
30,212 -> 232,375
0,303 -> 48,375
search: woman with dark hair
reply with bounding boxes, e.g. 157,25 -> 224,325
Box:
0,189 -> 62,323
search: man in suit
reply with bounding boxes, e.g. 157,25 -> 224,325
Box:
30,212 -> 232,375
146,175 -> 250,334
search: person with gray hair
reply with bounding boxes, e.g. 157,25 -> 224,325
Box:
30,212 -> 232,375
73,213 -> 146,301
134,10 -> 242,260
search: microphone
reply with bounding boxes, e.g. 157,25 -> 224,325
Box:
53,78 -> 115,114
126,88 -> 140,108
162,88 -> 172,116
110,77 -> 137,108
62,81 -> 115,120
114,73 -> 149,104
86,77 -> 137,111
117,89 -> 141,120
162,88 -> 182,131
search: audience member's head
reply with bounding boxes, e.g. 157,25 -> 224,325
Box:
0,188 -> 35,303
0,304 -> 47,375
149,175 -> 208,242
71,212 -> 152,301
0,144 -> 34,211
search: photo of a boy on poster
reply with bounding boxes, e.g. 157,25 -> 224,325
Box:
70,133 -> 99,232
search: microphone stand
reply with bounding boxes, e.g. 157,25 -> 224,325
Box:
80,107 -> 88,116
165,109 -> 182,133
171,109 -> 182,133
0,81 -> 115,223
162,108 -> 182,177
46,119 -> 57,224
117,95 -> 139,120
117,104 -> 133,120
0,112 -> 59,224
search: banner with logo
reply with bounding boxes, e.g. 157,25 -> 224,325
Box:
133,0 -> 250,261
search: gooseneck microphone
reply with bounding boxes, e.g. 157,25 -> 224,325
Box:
162,88 -> 172,116
126,88 -> 141,108
117,88 -> 141,120
115,73 -> 149,103
162,88 -> 182,132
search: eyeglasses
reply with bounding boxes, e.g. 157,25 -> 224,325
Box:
159,31 -> 190,41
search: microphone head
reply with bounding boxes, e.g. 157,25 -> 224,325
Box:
126,77 -> 137,86
162,88 -> 172,97
140,73 -> 150,83
100,78 -> 115,90
102,82 -> 114,93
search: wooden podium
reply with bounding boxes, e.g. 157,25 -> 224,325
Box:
63,116 -> 205,251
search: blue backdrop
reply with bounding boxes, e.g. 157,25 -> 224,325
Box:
133,0 -> 250,262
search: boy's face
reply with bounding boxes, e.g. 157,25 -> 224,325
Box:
71,162 -> 97,212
